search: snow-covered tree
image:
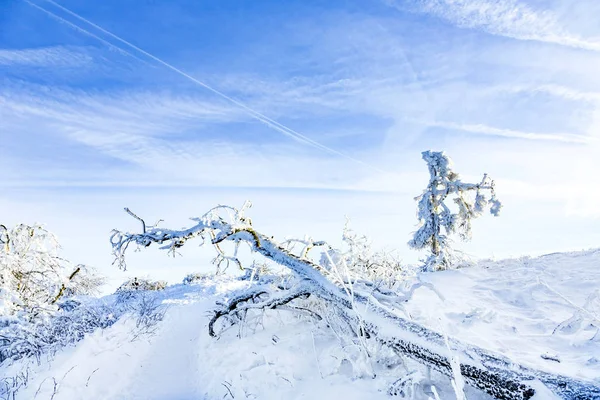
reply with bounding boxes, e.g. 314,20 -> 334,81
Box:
409,151 -> 502,271
109,202 -> 598,399
0,223 -> 105,319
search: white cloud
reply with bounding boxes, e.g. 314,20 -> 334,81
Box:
3,13 -> 600,198
491,84 -> 600,102
0,85 -> 242,132
0,82 -> 379,190
419,119 -> 596,144
0,46 -> 92,67
385,0 -> 600,51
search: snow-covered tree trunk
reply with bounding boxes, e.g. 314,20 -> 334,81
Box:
111,204 -> 599,400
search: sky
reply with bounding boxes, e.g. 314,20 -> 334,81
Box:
1,0 -> 600,290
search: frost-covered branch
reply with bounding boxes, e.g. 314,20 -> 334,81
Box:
208,282 -> 315,337
281,236 -> 328,260
110,202 -> 255,272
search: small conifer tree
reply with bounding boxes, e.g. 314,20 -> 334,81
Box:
409,151 -> 501,271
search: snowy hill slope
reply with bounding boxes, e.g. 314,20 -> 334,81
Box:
410,250 -> 600,382
2,250 -> 599,399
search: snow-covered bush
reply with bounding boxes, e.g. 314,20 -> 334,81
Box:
320,221 -> 409,287
115,277 -> 167,292
115,277 -> 167,303
409,151 -> 502,271
0,224 -> 166,367
0,290 -> 166,365
0,224 -> 104,319
182,272 -> 210,285
0,300 -> 116,364
115,277 -> 165,292
128,292 -> 167,340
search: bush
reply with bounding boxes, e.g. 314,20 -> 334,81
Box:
320,222 -> 408,287
0,291 -> 166,365
0,224 -> 104,319
114,277 -> 167,303
182,272 -> 211,285
0,300 -> 117,364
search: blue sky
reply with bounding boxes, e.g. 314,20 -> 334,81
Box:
2,0 -> 600,287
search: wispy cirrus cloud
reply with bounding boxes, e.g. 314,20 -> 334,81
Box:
419,120 -> 597,144
0,81 -> 376,190
0,83 -> 245,135
384,0 -> 600,51
2,10 -> 599,194
493,84 -> 600,103
0,46 -> 92,67
209,13 -> 600,147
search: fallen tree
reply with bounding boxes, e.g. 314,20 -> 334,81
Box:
111,202 -> 600,400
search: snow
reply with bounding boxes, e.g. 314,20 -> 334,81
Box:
408,249 -> 600,382
3,280 -> 390,399
2,249 -> 599,399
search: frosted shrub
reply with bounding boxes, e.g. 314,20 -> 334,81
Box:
409,151 -> 501,271
0,300 -> 116,363
115,277 -> 167,293
0,292 -> 166,365
182,272 -> 210,285
0,224 -> 104,319
239,261 -> 272,281
320,222 -> 408,287
115,277 -> 167,302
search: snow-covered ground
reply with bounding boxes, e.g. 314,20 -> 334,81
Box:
412,250 -> 600,384
2,250 -> 599,399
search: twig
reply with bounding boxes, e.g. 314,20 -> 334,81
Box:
222,381 -> 234,399
539,278 -> 600,324
310,330 -> 324,379
124,207 -> 146,233
34,378 -> 50,399
60,365 -> 77,383
85,368 -> 99,387
49,378 -> 58,400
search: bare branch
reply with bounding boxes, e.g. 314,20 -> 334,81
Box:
124,208 -> 146,233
